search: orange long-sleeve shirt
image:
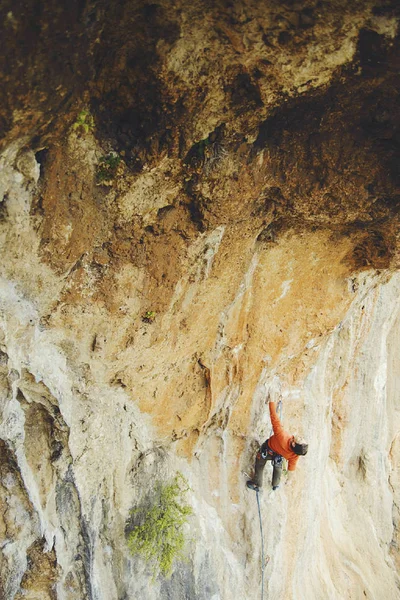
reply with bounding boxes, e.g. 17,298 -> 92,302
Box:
268,402 -> 299,471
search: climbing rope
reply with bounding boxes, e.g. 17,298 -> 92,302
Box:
277,398 -> 283,420
256,489 -> 265,600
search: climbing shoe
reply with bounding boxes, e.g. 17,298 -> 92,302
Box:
246,480 -> 260,492
272,485 -> 280,491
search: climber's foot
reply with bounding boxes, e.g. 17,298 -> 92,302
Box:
246,480 -> 260,492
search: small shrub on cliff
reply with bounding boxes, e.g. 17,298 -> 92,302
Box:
127,473 -> 192,578
72,109 -> 95,134
142,311 -> 156,324
96,153 -> 121,183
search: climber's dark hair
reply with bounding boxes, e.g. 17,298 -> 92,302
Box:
293,441 -> 308,456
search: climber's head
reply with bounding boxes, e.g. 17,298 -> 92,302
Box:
291,437 -> 308,456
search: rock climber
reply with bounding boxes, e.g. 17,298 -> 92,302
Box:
246,395 -> 308,492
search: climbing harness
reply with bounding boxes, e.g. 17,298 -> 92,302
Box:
260,443 -> 280,460
256,489 -> 265,600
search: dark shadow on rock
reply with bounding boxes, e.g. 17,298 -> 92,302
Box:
160,554 -> 220,600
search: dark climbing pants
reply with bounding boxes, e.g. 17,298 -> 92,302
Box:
252,441 -> 283,489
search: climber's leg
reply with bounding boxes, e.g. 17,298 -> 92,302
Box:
272,455 -> 283,490
247,446 -> 272,491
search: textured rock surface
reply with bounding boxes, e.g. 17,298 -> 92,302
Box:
0,1 -> 399,599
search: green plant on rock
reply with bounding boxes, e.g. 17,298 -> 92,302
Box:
96,153 -> 121,183
72,109 -> 95,133
127,473 -> 192,578
142,311 -> 156,324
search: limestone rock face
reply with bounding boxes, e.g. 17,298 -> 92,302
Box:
0,1 -> 399,599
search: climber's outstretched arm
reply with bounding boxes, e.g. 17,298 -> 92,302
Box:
268,400 -> 284,437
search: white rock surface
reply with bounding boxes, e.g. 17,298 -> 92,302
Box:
0,137 -> 399,600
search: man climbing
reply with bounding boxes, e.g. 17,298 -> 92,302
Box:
246,395 -> 308,492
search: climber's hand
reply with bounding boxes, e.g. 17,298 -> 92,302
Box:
265,393 -> 272,404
